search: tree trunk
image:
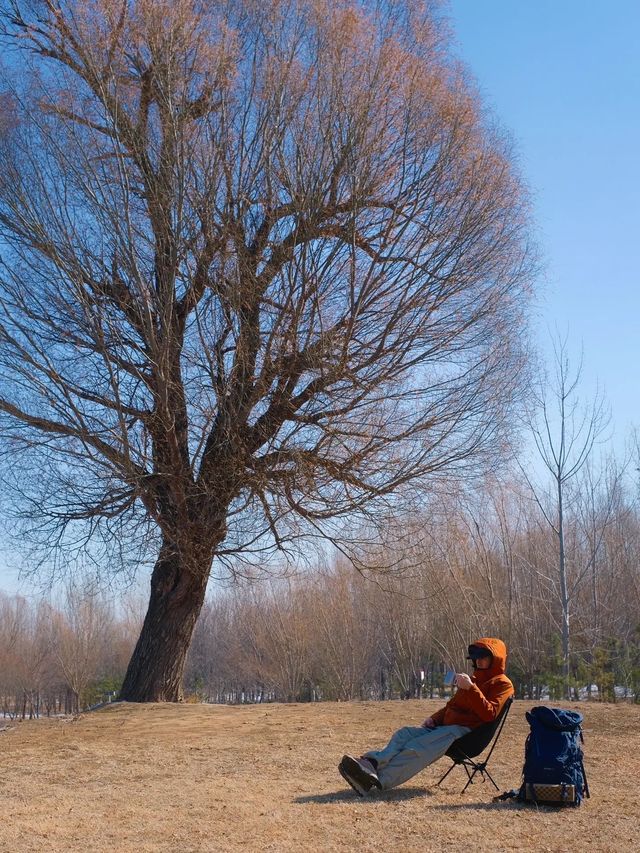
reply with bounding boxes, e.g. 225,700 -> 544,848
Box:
557,474 -> 571,699
120,542 -> 211,702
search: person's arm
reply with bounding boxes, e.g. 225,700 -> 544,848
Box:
424,706 -> 446,727
462,678 -> 513,723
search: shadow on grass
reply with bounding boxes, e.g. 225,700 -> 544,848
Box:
294,787 -> 431,804
428,800 -> 523,812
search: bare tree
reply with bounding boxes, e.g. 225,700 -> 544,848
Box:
311,562 -> 379,700
53,581 -> 113,712
522,334 -> 610,695
240,580 -> 314,702
0,593 -> 56,717
0,0 -> 534,700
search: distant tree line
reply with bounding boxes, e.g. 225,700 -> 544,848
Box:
186,468 -> 640,705
0,586 -> 139,718
2,467 -> 638,717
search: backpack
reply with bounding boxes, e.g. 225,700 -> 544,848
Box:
497,706 -> 589,806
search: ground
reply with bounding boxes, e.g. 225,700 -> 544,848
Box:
0,699 -> 636,852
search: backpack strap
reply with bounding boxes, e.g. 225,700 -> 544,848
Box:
581,760 -> 590,798
578,725 -> 590,799
492,788 -> 521,803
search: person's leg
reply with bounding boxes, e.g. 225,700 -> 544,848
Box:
363,725 -> 427,771
338,727 -> 423,795
364,724 -> 471,790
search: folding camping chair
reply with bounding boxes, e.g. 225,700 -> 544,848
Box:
435,696 -> 513,793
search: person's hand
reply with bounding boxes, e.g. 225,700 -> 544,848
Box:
454,673 -> 473,690
422,716 -> 436,729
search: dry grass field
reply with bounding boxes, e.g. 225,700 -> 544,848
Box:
0,699 -> 637,852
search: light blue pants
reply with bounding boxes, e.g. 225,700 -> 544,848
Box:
364,724 -> 471,790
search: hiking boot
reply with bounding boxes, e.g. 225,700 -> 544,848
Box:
358,757 -> 379,777
339,760 -> 368,797
338,754 -> 382,796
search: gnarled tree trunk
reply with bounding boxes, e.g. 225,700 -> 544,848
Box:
120,542 -> 212,702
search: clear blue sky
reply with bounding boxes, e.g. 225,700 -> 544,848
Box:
1,2 -> 638,594
449,0 -> 640,450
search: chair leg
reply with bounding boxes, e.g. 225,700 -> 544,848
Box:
435,761 -> 457,787
437,757 -> 501,794
461,763 -> 479,793
481,766 -> 500,791
462,763 -> 500,793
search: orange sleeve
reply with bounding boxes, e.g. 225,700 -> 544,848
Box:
465,678 -> 514,723
430,706 -> 447,726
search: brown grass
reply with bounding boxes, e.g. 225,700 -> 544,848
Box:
0,699 -> 636,852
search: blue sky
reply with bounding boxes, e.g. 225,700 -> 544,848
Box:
1,2 -> 638,594
449,0 -> 640,450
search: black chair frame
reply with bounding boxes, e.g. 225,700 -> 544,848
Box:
435,696 -> 513,793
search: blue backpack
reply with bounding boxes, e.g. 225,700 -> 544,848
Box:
518,706 -> 589,806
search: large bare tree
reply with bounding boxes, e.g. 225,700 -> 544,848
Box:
0,0 -> 534,700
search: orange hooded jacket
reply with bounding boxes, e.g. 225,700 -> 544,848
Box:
430,637 -> 514,730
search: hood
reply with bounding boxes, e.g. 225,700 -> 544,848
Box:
470,637 -> 507,680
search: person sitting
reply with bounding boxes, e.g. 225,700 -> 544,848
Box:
338,637 -> 514,795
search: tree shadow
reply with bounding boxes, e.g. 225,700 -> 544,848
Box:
294,787 -> 431,805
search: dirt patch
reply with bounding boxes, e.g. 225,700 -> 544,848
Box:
0,700 -> 635,852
